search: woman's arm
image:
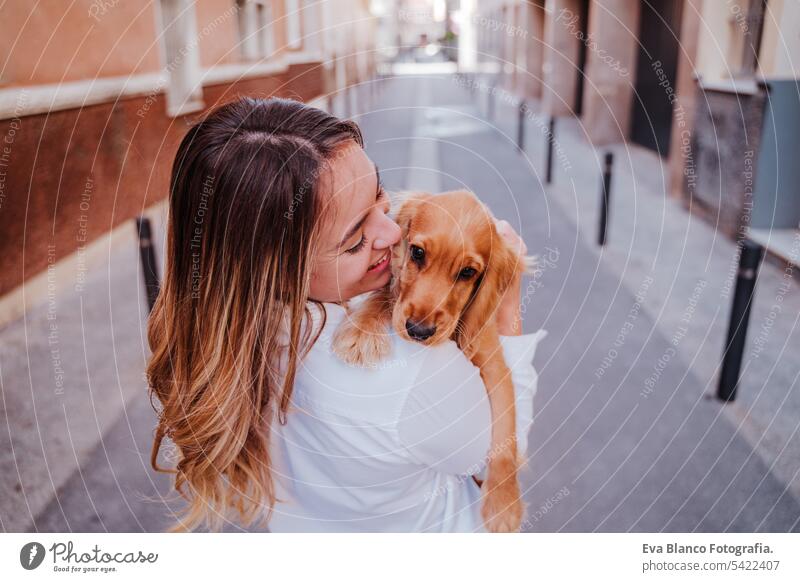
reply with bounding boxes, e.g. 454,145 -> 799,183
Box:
395,329 -> 547,475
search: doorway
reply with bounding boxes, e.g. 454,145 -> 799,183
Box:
630,0 -> 683,155
574,0 -> 590,116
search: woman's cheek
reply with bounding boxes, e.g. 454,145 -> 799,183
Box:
341,255 -> 365,285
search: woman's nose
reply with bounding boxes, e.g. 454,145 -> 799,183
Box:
373,214 -> 402,250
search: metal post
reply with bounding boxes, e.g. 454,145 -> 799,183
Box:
517,99 -> 526,152
545,116 -> 556,184
718,240 -> 764,401
598,152 -> 613,246
487,83 -> 495,122
135,216 -> 160,313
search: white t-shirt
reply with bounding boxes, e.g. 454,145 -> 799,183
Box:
267,301 -> 547,532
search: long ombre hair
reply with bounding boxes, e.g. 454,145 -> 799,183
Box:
147,97 -> 362,532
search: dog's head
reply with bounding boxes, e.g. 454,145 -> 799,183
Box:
390,190 -> 531,349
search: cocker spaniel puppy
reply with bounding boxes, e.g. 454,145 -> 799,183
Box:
333,190 -> 537,532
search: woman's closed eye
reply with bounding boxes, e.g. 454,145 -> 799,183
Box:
345,234 -> 368,255
343,188 -> 387,255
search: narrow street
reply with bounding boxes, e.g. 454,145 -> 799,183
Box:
29,71 -> 800,533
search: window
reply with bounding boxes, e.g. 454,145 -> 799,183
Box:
257,2 -> 275,57
236,0 -> 275,59
236,0 -> 257,59
157,0 -> 204,116
301,0 -> 320,53
286,0 -> 301,49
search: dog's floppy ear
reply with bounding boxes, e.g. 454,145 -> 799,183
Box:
390,191 -> 431,263
455,224 -> 524,354
392,191 -> 432,235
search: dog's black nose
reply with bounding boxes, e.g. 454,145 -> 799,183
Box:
406,319 -> 436,341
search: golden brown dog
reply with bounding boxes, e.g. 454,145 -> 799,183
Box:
332,189 -> 536,532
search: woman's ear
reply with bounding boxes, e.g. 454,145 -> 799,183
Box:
455,226 -> 521,353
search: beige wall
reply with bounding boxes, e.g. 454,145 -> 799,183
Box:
510,3 -> 523,91
195,0 -> 243,67
695,0 -> 749,81
524,1 -> 546,99
668,0 -> 702,198
582,0 -> 640,144
274,0 -> 290,54
693,0 -> 800,80
542,0 -> 584,115
0,0 -> 161,87
759,0 -> 800,78
501,5 -> 512,67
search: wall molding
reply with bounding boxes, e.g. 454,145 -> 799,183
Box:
0,51 -> 325,120
0,73 -> 168,120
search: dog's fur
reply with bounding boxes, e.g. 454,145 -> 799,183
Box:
332,190 -> 537,532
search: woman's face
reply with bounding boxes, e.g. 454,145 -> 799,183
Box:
309,143 -> 402,303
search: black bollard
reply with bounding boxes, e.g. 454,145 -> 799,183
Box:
517,99 -> 527,152
135,216 -> 160,313
545,116 -> 556,184
598,152 -> 613,246
718,240 -> 764,401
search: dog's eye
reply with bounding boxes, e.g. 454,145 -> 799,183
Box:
458,267 -> 477,280
410,245 -> 425,264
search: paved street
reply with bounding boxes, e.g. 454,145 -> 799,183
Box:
17,70 -> 800,532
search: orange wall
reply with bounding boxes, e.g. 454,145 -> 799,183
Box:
194,0 -> 291,67
0,0 -> 162,87
196,0 -> 241,67
0,62 -> 325,297
0,1 -> 311,88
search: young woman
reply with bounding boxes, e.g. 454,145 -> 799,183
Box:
147,97 -> 547,533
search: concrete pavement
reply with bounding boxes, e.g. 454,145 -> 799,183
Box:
9,70 -> 800,532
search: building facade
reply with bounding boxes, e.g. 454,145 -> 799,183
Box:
0,0 -> 377,302
472,0 -> 800,247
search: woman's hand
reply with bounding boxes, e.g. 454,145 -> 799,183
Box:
494,220 -> 526,336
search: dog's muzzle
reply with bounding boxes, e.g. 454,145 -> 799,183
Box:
405,319 -> 436,341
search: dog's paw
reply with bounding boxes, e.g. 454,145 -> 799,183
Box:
480,458 -> 523,533
331,320 -> 391,367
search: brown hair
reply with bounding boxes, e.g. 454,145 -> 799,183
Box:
146,97 -> 362,532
